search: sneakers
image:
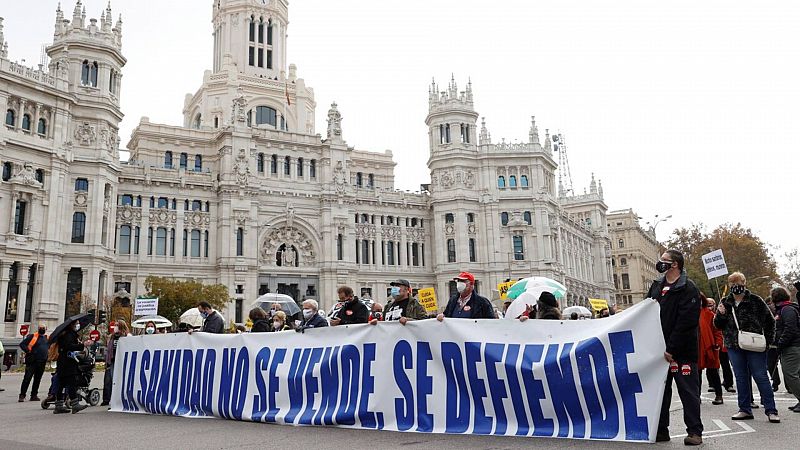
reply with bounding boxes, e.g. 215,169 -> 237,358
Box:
725,386 -> 736,393
751,402 -> 760,409
29,395 -> 40,401
684,434 -> 703,446
732,411 -> 754,420
18,395 -> 25,403
712,395 -> 724,405
768,413 -> 780,423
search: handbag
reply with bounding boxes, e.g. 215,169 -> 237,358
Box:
731,303 -> 767,352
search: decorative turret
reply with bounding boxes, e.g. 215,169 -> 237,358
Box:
426,75 -> 479,154
101,2 -> 112,33
544,129 -> 552,153
72,1 -> 83,29
326,102 -> 344,145
54,3 -> 65,38
598,180 -> 604,199
479,117 -> 491,145
529,116 -> 540,145
0,17 -> 7,59
590,173 -> 597,194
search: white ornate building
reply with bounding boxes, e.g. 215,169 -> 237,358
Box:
1,0 -> 613,342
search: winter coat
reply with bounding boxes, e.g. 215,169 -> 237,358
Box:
698,307 -> 722,369
383,295 -> 428,322
536,304 -> 562,320
251,319 -> 271,333
56,329 -> 84,377
298,314 -> 328,331
201,311 -> 225,334
646,271 -> 701,363
105,332 -> 129,366
443,291 -> 496,319
713,290 -> 775,351
19,332 -> 49,363
775,301 -> 800,349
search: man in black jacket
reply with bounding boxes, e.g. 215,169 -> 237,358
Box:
646,249 -> 702,446
772,286 -> 800,412
18,324 -> 49,402
197,301 -> 225,334
437,272 -> 496,321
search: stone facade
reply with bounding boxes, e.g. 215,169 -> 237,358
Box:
607,209 -> 660,308
1,1 -> 613,342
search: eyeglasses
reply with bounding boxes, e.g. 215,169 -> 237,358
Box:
659,259 -> 674,264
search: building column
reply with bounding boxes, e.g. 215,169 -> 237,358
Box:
15,264 -> 31,328
0,261 -> 9,322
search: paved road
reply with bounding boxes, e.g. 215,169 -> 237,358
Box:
0,371 -> 797,449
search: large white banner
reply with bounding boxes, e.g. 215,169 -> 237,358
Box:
111,299 -> 668,443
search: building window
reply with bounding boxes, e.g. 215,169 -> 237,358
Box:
249,15 -> 256,42
157,197 -> 168,209
35,169 -> 44,184
193,114 -> 202,129
387,241 -> 395,265
119,225 -> 131,255
267,19 -> 273,45
501,212 -> 509,226
412,243 -> 420,266
498,176 -> 506,188
2,162 -> 11,181
37,118 -> 47,135
509,175 -> 517,188
356,172 -> 363,187
179,153 -> 188,169
164,151 -> 173,168
182,229 -> 188,256
622,273 -> 631,290
119,195 -> 132,206
194,155 -> 203,171
284,156 -> 291,175
192,200 -> 202,211
71,212 -> 86,243
367,174 -> 374,188
439,124 -> 451,144
14,200 -> 27,235
81,60 -> 90,85
155,228 -> 167,256
445,213 -> 454,224
190,230 -> 201,257
236,228 -> 244,256
214,117 -> 219,128
337,234 -> 343,261
297,157 -> 304,177
310,160 -> 317,178
147,227 -> 153,255
75,178 -> 89,192
254,106 -> 277,127
521,175 -> 529,187
613,274 -> 619,289
513,235 -> 525,261
270,154 -> 278,174
267,50 -> 273,69
524,211 -> 532,225
170,228 -> 176,256
102,216 -> 109,246
467,213 -> 474,223
447,239 -> 456,263
248,47 -> 255,66
361,240 -> 370,264
618,239 -> 625,249
204,230 -> 209,257
133,226 -> 140,254
5,109 -> 14,127
257,153 -> 265,173
620,257 -> 627,266
469,238 -> 477,262
460,124 -> 470,143
21,114 -> 31,132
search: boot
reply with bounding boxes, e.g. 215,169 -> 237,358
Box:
712,395 -> 724,405
18,394 -> 26,403
70,398 -> 88,414
44,393 -> 56,403
53,400 -> 71,414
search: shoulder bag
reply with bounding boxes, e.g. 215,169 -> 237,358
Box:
731,303 -> 767,352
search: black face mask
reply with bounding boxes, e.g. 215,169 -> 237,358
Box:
731,284 -> 746,296
38,328 -> 46,335
655,261 -> 672,274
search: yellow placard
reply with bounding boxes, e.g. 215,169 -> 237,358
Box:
497,281 -> 515,300
417,287 -> 438,312
589,298 -> 609,311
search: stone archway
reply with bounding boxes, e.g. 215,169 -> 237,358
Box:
259,225 -> 317,267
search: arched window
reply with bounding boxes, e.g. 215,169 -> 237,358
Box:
81,60 -> 90,85
447,239 -> 456,263
193,114 -> 202,129
249,15 -> 256,42
524,211 -> 532,225
5,109 -> 15,127
164,151 -> 173,168
21,114 -> 31,131
71,212 -> 86,243
190,230 -> 201,257
192,200 -> 202,211
90,62 -> 98,87
469,238 -> 477,262
253,106 -> 277,127
35,169 -> 44,184
501,212 -> 509,226
214,117 -> 219,128
267,19 -> 273,45
356,172 -> 363,187
310,159 -> 317,178
119,225 -> 131,254
257,153 -> 265,173
156,228 -> 168,255
297,157 -> 304,176
258,17 -> 265,44
367,174 -> 374,188
621,257 -> 628,266
445,213 -> 454,224
194,155 -> 202,172
236,228 -> 244,256
509,175 -> 517,188
270,154 -> 278,173
75,178 -> 89,192
179,152 -> 188,169
520,175 -> 529,187
498,176 -> 506,188
37,118 -> 47,135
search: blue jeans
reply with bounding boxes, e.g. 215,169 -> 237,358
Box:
727,347 -> 777,415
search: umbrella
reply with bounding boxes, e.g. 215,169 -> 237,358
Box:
131,315 -> 173,329
504,277 -> 567,320
179,307 -> 224,328
48,312 -> 93,344
562,305 -> 592,318
251,293 -> 301,317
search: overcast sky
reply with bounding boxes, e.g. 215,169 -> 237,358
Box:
4,0 -> 798,267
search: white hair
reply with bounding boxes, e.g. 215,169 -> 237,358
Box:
303,299 -> 319,310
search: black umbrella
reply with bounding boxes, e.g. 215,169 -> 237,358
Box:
48,312 -> 92,345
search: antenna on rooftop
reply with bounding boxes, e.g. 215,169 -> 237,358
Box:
553,132 -> 574,196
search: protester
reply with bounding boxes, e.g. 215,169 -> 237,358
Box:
271,311 -> 293,331
375,279 -> 427,325
765,296 -> 782,391
714,272 -> 779,423
54,320 -> 91,414
191,301 -> 224,334
298,299 -> 328,331
0,339 -> 5,392
698,295 -> 724,405
599,308 -> 610,318
17,324 -> 48,402
143,320 -> 158,335
719,343 -> 736,393
101,320 -> 129,406
331,286 -> 369,326
369,302 -> 384,322
570,312 -> 579,320
519,291 -> 561,321
646,249 -> 703,445
249,307 -> 271,332
437,272 -> 495,321
772,286 -> 800,412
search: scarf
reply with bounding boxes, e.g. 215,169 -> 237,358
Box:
28,332 -> 44,352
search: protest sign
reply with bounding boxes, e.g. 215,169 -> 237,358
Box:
497,281 -> 515,300
589,298 -> 609,312
134,297 -> 159,316
417,288 -> 438,312
702,249 -> 728,280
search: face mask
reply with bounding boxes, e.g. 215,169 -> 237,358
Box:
38,328 -> 46,335
200,311 -> 209,319
145,327 -> 155,335
655,261 -> 672,274
74,323 -> 81,332
302,309 -> 314,319
273,321 -> 283,330
456,281 -> 467,293
731,284 -> 746,295
113,326 -> 119,334
390,286 -> 401,298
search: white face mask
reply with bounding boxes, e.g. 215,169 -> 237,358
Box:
273,321 -> 282,330
113,326 -> 119,333
456,281 -> 467,293
145,327 -> 155,335
74,323 -> 81,331
302,309 -> 314,319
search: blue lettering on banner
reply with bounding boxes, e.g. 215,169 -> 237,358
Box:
484,343 -> 509,435
176,349 -> 193,416
520,344 -> 554,437
299,347 -> 324,425
336,345 -> 361,425
503,344 -> 530,436
575,338 -> 619,439
609,331 -> 648,440
415,342 -> 433,432
252,346 -> 272,422
315,346 -> 340,425
442,342 -> 470,433
544,343 -> 585,438
358,343 -> 380,429
286,348 -> 312,424
393,340 -> 414,431
465,342 -> 491,434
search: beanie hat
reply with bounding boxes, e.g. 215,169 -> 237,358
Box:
538,291 -> 558,308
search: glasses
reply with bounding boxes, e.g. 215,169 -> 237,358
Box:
659,259 -> 674,264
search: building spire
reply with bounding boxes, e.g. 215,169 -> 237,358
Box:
72,1 -> 83,28
544,128 -> 552,153
529,115 -> 540,145
598,179 -> 604,199
479,117 -> 491,145
590,172 -> 597,194
0,18 -> 6,59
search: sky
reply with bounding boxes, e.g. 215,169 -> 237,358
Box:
3,0 -> 799,268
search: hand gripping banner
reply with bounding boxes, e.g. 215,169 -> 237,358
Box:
111,299 -> 668,443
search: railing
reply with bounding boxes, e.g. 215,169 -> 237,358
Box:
0,59 -> 57,86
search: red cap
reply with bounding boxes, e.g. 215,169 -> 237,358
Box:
454,272 -> 475,283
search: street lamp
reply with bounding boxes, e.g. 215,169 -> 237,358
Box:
651,214 -> 672,234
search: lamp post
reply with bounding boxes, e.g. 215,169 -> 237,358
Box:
651,214 -> 672,235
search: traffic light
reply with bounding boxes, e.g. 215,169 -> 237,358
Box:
98,310 -> 107,324
87,309 -> 96,324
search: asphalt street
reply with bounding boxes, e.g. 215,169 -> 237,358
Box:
0,371 -> 797,449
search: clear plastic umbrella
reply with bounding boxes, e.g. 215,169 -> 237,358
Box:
562,305 -> 592,319
504,276 -> 568,320
251,293 -> 301,317
132,315 -> 173,329
179,307 -> 224,328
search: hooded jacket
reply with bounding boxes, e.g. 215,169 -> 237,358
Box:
775,300 -> 800,349
20,331 -> 49,363
713,290 -> 775,350
646,271 -> 701,363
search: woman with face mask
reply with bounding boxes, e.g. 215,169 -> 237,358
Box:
53,320 -> 91,414
143,321 -> 158,335
101,320 -> 129,406
270,311 -> 293,332
249,307 -> 271,333
714,272 -> 779,423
